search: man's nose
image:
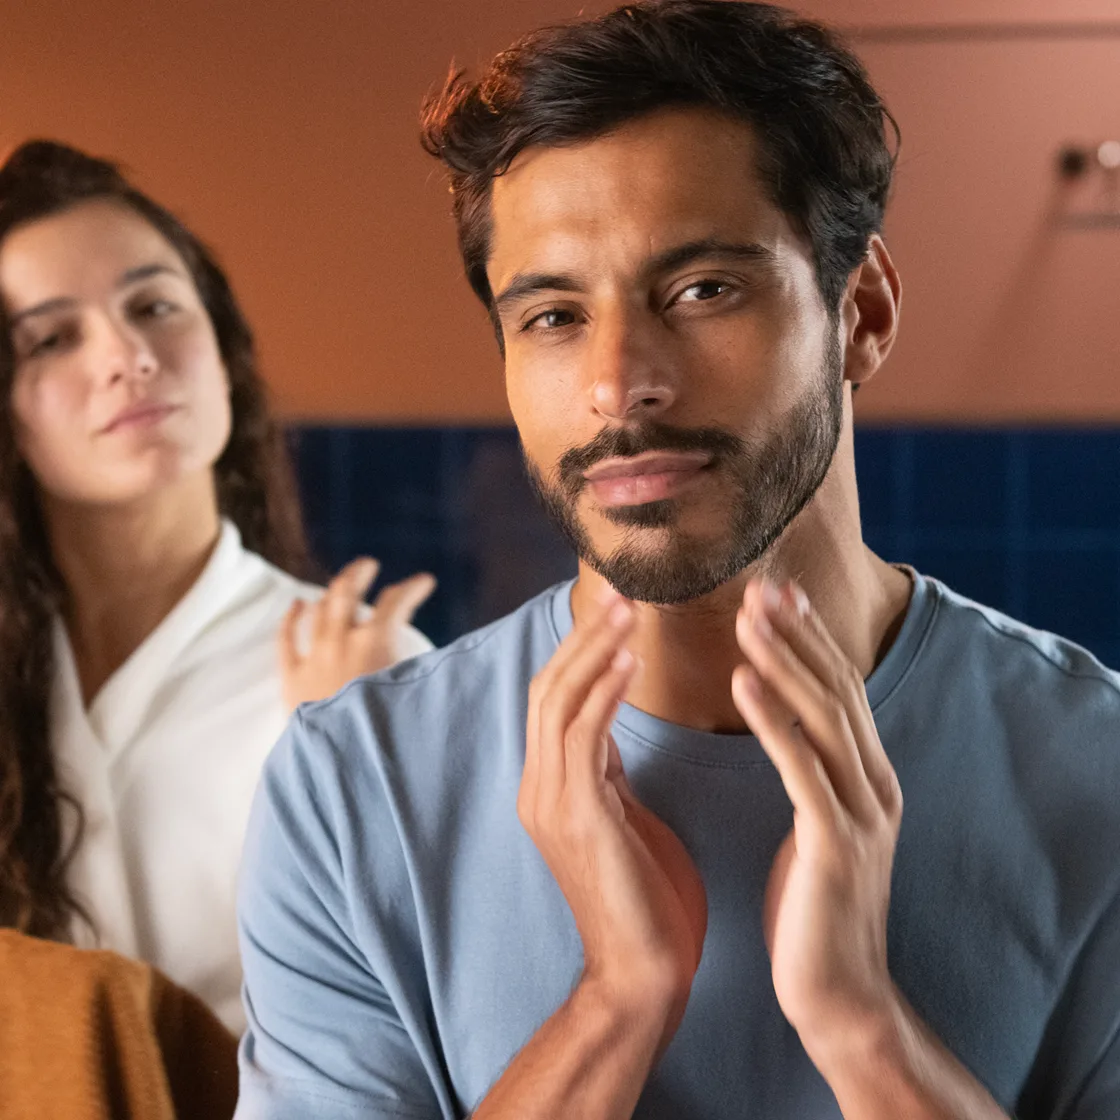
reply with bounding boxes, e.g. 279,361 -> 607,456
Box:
586,308 -> 677,422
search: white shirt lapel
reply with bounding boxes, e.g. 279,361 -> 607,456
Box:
50,616 -> 139,956
86,521 -> 249,755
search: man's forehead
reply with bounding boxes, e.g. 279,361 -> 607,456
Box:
487,107 -> 795,287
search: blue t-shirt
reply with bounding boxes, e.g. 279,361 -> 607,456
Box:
236,574 -> 1120,1119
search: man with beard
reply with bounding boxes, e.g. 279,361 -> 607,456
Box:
235,4 -> 1120,1119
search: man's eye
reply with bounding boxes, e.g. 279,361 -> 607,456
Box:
677,280 -> 730,303
522,308 -> 577,332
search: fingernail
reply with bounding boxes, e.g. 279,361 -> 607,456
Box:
609,601 -> 632,629
612,648 -> 634,672
754,613 -> 773,641
355,558 -> 377,583
761,581 -> 782,613
789,583 -> 810,616
740,666 -> 764,697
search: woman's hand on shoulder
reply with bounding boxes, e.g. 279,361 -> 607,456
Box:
279,557 -> 436,710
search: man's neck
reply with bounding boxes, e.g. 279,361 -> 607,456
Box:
570,452 -> 913,735
44,474 -> 223,706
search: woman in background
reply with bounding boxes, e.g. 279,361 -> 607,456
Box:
0,140 -> 434,1031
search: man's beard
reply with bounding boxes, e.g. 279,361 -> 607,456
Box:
523,340 -> 845,606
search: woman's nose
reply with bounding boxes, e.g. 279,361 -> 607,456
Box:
99,317 -> 157,384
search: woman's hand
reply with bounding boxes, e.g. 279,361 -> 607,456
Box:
279,557 -> 436,709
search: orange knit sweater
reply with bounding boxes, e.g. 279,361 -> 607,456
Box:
0,931 -> 238,1119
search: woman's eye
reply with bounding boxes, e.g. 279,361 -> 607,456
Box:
27,330 -> 66,357
23,324 -> 76,358
135,299 -> 176,318
522,308 -> 577,333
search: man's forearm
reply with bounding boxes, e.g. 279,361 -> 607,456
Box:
811,989 -> 1009,1120
471,976 -> 674,1120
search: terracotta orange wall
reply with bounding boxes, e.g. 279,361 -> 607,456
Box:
3,1 -> 1119,422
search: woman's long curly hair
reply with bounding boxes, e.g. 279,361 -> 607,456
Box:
0,139 -> 311,938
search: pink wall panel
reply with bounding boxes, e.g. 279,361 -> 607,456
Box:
2,1 -> 1118,421
813,0 -> 1120,28
854,33 -> 1120,421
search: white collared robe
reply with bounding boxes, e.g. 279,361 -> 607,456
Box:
50,519 -> 432,1032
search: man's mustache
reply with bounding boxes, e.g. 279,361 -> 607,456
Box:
556,422 -> 745,497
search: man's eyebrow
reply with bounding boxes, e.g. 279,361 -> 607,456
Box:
8,263 -> 184,328
494,272 -> 584,313
644,238 -> 777,276
492,240 -> 776,314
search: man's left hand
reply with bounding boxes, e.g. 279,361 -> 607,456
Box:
731,578 -> 903,1068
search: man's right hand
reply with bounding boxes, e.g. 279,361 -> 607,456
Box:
471,590 -> 706,1119
518,588 -> 708,1046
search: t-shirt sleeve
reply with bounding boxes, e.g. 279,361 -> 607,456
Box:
1017,884 -> 1120,1120
234,712 -> 445,1120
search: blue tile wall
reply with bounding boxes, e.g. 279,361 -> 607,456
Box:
289,425 -> 1120,668
290,426 -> 577,647
857,428 -> 1120,669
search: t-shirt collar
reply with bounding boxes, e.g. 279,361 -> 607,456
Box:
547,568 -> 938,765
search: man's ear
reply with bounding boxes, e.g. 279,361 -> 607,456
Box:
840,234 -> 901,390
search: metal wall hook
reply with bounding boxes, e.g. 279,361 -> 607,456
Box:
1057,142 -> 1120,178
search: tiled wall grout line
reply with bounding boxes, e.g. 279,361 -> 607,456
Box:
1006,431 -> 1028,622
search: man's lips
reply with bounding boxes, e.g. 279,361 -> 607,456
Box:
100,401 -> 180,434
582,450 -> 713,506
582,450 -> 713,482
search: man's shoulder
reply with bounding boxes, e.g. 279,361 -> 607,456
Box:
369,580 -> 567,686
923,575 -> 1120,716
267,581 -> 570,788
910,574 -> 1120,846
343,578 -> 568,704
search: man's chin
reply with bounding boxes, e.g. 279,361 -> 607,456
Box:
586,555 -> 733,606
578,526 -> 741,606
581,512 -> 676,558
597,496 -> 679,530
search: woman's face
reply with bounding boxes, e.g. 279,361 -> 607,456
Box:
1,198 -> 232,508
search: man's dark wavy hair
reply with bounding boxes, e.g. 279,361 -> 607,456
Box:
421,0 -> 898,333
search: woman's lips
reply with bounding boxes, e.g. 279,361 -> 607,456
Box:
583,451 -> 713,506
101,402 -> 179,434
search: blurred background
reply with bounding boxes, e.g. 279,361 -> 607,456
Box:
5,0 -> 1120,656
